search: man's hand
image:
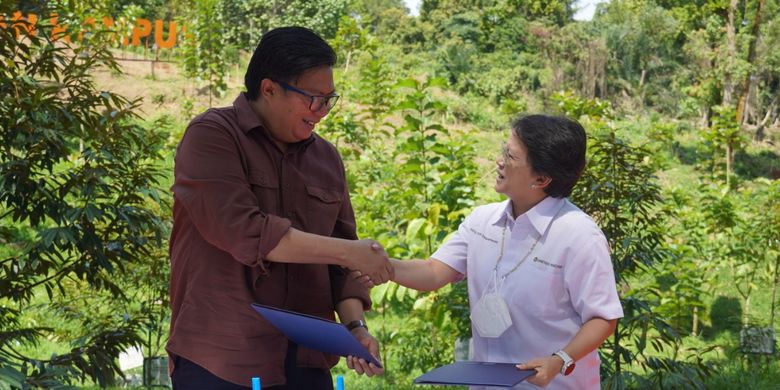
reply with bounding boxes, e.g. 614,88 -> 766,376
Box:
516,355 -> 563,388
344,240 -> 393,285
346,327 -> 384,377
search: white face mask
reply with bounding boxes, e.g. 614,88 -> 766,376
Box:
471,293 -> 513,338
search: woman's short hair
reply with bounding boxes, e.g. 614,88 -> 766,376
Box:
244,26 -> 336,101
511,114 -> 587,198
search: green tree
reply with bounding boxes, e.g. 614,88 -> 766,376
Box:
754,179 -> 780,328
349,0 -> 408,32
699,182 -> 778,329
679,16 -> 723,126
330,16 -> 370,72
595,0 -> 681,108
652,187 -> 714,337
0,9 -> 166,388
566,94 -> 711,388
421,0 -> 574,26
701,105 -> 747,187
274,0 -> 349,39
575,130 -> 712,388
220,0 -> 349,49
181,0 -> 228,107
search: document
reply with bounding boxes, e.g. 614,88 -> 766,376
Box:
250,303 -> 382,368
414,361 -> 535,387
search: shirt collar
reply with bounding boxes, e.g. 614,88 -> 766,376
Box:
491,197 -> 566,235
234,92 -> 264,134
490,200 -> 513,227
233,92 -> 316,151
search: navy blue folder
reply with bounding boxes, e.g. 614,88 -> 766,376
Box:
414,361 -> 535,387
250,303 -> 382,368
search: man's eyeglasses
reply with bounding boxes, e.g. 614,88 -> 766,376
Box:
273,80 -> 340,112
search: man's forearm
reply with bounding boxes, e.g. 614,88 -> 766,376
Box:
336,298 -> 366,325
266,228 -> 392,283
265,228 -> 350,266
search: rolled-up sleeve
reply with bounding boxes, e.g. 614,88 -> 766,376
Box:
172,119 -> 291,271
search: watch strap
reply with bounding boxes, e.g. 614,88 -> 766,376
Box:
553,350 -> 575,375
345,319 -> 368,332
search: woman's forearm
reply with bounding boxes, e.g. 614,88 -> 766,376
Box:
391,258 -> 460,291
559,317 -> 617,361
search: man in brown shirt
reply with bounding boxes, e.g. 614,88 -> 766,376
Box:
167,27 -> 391,389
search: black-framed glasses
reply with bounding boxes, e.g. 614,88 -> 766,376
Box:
273,80 -> 340,112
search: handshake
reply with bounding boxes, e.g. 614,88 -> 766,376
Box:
343,239 -> 394,288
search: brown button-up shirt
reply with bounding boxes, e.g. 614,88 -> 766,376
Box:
166,93 -> 370,387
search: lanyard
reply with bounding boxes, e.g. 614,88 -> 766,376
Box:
488,202 -> 565,293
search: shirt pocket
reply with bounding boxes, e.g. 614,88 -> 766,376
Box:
512,262 -> 567,319
302,184 -> 342,235
247,172 -> 279,212
529,256 -> 565,274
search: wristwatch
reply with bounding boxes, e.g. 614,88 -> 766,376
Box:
345,319 -> 368,332
553,350 -> 575,376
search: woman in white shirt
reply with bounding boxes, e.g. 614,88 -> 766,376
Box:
357,114 -> 623,389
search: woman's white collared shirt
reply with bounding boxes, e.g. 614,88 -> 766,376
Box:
432,196 -> 624,390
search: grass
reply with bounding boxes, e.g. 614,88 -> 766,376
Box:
705,358 -> 780,389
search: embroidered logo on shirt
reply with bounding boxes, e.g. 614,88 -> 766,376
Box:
469,227 -> 498,243
532,257 -> 563,269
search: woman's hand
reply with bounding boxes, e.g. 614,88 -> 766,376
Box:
346,327 -> 384,377
516,355 -> 563,388
350,270 -> 374,289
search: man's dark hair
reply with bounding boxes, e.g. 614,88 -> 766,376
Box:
244,26 -> 336,101
511,114 -> 587,198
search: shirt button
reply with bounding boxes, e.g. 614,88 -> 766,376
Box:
285,211 -> 296,218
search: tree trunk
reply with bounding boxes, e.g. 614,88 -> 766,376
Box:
723,0 -> 739,106
692,306 -> 699,336
737,0 -> 766,124
756,96 -> 778,140
586,41 -> 597,98
613,321 -> 621,377
726,141 -> 733,188
771,254 -> 779,328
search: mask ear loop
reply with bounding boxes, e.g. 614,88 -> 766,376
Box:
490,268 -> 501,294
496,272 -> 507,292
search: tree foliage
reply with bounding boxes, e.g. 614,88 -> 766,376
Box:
0,7 -> 166,388
181,0 -> 228,106
571,117 -> 711,388
219,0 -> 349,50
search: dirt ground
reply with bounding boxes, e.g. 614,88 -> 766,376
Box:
91,53 -> 244,121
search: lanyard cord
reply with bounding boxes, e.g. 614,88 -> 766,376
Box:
490,203 -> 565,292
